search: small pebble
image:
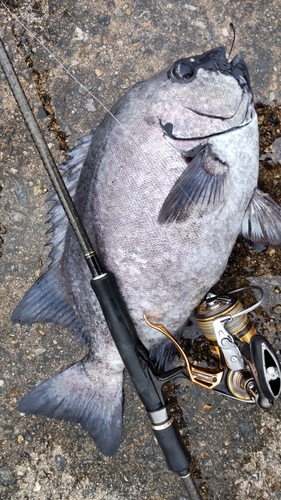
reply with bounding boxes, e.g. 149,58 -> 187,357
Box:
55,455 -> 67,471
184,4 -> 197,10
238,421 -> 255,436
33,347 -> 46,355
33,481 -> 41,492
23,430 -> 33,442
82,487 -> 96,498
78,85 -> 91,96
13,184 -> 29,206
205,459 -> 213,467
11,212 -> 25,222
234,478 -> 244,485
19,451 -> 31,460
0,466 -> 16,486
273,305 -> 281,314
75,27 -> 85,41
231,461 -> 241,469
16,466 -> 27,477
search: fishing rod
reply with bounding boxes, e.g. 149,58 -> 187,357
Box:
0,35 -> 202,499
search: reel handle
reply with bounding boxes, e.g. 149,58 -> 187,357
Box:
249,335 -> 281,401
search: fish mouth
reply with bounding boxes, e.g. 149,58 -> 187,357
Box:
168,46 -> 251,91
160,46 -> 254,141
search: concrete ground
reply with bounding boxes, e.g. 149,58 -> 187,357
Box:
0,1 -> 281,499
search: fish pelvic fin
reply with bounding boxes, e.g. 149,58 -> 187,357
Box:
149,338 -> 178,372
18,356 -> 123,456
241,187 -> 281,248
158,143 -> 229,223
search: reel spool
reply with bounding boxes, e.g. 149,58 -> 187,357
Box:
194,286 -> 261,360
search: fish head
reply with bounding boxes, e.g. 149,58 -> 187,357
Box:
167,46 -> 250,88
148,46 -> 255,140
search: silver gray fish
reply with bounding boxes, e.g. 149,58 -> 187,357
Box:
13,47 -> 281,456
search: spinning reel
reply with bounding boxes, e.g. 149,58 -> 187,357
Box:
145,286 -> 281,408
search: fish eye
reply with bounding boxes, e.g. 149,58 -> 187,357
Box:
171,62 -> 193,81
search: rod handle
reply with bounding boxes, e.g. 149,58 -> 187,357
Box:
90,272 -> 161,409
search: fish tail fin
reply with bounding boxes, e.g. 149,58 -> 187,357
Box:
18,357 -> 123,456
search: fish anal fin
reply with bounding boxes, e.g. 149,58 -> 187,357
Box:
242,187 -> 281,247
18,357 -> 123,456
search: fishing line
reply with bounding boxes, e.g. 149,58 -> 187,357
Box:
227,22 -> 236,60
0,0 -> 136,143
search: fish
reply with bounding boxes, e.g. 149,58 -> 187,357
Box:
12,46 -> 281,456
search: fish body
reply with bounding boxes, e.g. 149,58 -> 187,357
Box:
13,47 -> 281,455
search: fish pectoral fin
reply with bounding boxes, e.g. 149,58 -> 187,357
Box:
18,357 -> 123,456
241,187 -> 281,247
158,143 -> 229,223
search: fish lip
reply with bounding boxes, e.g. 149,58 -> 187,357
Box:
160,76 -> 255,141
159,113 -> 254,142
168,46 -> 251,90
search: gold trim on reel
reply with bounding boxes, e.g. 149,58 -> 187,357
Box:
226,370 -> 253,402
143,314 -> 224,390
143,286 -> 281,406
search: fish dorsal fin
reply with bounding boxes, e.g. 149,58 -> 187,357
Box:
241,187 -> 281,247
158,143 -> 229,223
46,131 -> 94,262
11,132 -> 94,336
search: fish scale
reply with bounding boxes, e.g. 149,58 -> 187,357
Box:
12,46 -> 281,456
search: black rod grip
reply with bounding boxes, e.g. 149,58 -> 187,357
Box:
91,272 -> 161,410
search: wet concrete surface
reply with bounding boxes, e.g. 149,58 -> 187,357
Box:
1,1 -> 281,499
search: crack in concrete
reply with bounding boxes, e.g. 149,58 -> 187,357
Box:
11,26 -> 69,152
